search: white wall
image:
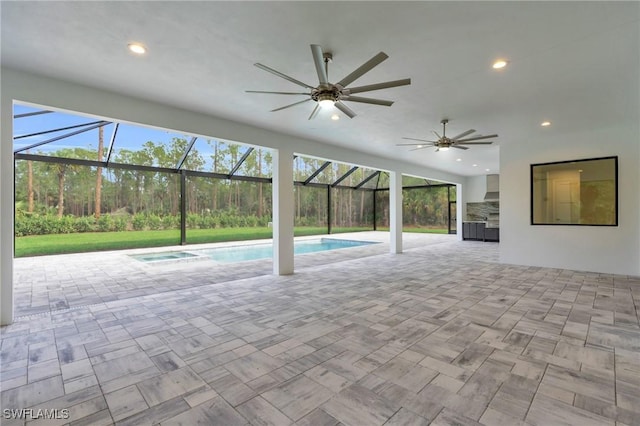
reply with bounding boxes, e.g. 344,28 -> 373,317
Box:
465,175 -> 488,202
500,123 -> 640,276
462,175 -> 487,220
0,73 -> 13,325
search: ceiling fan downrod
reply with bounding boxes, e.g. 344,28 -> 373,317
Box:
441,119 -> 449,138
324,52 -> 332,79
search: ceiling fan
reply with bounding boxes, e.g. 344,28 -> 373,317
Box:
247,44 -> 411,119
397,119 -> 498,151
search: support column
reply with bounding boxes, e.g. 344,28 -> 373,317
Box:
1,96 -> 14,325
272,147 -> 294,275
389,171 -> 403,254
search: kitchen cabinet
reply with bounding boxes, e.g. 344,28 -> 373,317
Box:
463,222 -> 485,241
463,222 -> 499,242
484,227 -> 500,242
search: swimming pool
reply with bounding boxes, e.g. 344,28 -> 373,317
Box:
129,251 -> 199,262
129,238 -> 378,264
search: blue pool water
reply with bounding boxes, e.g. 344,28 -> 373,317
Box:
195,238 -> 376,263
130,238 -> 377,264
129,251 -> 198,262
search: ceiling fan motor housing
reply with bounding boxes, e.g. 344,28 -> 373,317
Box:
312,86 -> 340,104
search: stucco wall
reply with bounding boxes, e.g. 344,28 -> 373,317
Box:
500,123 -> 640,276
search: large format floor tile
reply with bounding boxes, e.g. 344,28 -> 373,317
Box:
2,232 -> 639,425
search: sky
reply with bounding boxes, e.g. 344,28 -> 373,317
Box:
12,103 -> 254,171
12,103 -> 386,185
14,103 -> 199,154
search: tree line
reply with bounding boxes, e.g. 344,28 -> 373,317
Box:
15,134 -> 453,236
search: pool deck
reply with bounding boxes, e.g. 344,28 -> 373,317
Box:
12,232 -> 465,318
4,232 -> 640,425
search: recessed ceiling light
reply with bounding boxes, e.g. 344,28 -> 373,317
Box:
417,145 -> 423,149
472,164 -> 478,167
456,158 -> 462,162
486,168 -> 491,172
541,121 -> 551,127
128,43 -> 147,55
331,114 -> 340,121
492,59 -> 508,69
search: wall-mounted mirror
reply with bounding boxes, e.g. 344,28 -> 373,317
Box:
531,156 -> 617,226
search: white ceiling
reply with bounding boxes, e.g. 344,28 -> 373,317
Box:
2,1 -> 638,177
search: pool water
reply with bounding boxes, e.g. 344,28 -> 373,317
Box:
130,238 -> 377,264
194,238 -> 376,263
129,251 -> 198,262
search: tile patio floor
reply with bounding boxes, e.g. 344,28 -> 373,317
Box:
2,232 -> 639,425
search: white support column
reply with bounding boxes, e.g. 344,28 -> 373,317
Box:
1,96 -> 14,325
389,171 -> 403,254
272,147 -> 294,275
456,183 -> 464,241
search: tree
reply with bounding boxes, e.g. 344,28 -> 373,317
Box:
209,139 -> 220,211
27,151 -> 34,213
55,163 -> 68,218
95,126 -> 104,218
226,144 -> 240,209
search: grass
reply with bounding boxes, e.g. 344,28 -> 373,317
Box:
15,226 -> 447,257
14,226 -> 373,257
377,226 -> 450,234
404,227 -> 450,234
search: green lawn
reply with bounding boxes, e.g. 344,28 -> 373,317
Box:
15,226 -> 449,257
404,227 -> 450,234
377,226 -> 450,234
14,226 -> 372,257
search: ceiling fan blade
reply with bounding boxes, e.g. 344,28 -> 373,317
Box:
452,145 -> 469,150
432,131 -> 442,140
310,44 -> 329,85
456,134 -> 498,142
254,63 -> 315,89
397,142 -> 436,146
455,141 -> 494,145
271,98 -> 312,112
450,129 -> 476,140
246,90 -> 310,95
334,101 -> 356,119
336,52 -> 388,88
341,96 -> 393,106
346,78 -> 412,94
410,146 -> 431,151
401,137 -> 437,143
308,103 -> 321,120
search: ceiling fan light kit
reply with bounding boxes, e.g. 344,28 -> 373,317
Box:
398,119 -> 498,152
316,92 -> 337,107
247,44 -> 411,119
